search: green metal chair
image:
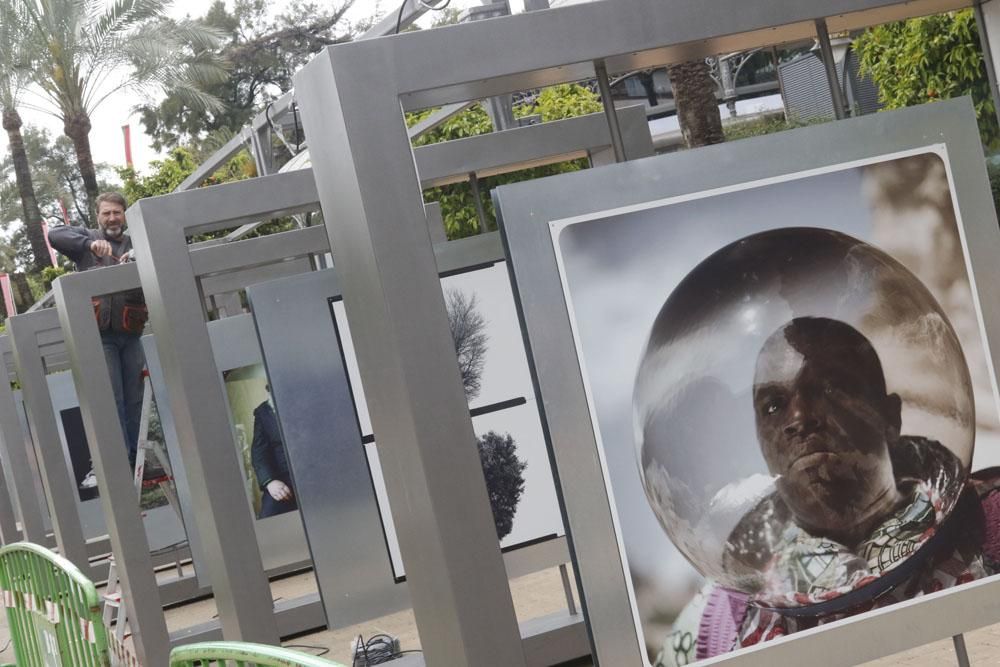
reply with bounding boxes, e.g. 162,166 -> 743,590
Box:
170,642 -> 346,666
0,541 -> 111,666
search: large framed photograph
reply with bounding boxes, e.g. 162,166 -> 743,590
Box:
495,99 -> 1000,665
330,262 -> 566,569
144,314 -> 311,583
247,254 -> 568,628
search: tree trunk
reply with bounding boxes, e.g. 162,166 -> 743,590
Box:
64,111 -> 98,225
667,59 -> 725,149
10,272 -> 34,312
2,109 -> 51,272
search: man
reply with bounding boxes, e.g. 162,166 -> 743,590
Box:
729,316 -> 966,602
655,317 -> 998,666
49,192 -> 149,486
251,385 -> 297,518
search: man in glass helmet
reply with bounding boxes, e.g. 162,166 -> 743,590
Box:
743,316 -> 963,600
655,317 -> 1000,666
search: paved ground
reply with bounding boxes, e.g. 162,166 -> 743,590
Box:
0,564 -> 998,665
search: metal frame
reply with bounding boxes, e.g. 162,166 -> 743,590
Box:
496,99 -> 1000,665
112,93 -> 653,650
0,103 -> 649,666
290,1 -> 974,663
6,307 -> 187,550
7,310 -> 92,574
203,311 -> 312,574
413,106 -> 651,187
46,265 -> 170,664
126,171 -> 320,643
174,0 -> 460,195
0,336 -> 41,544
247,236 -> 587,665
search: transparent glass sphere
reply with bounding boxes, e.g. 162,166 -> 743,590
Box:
633,228 -> 973,609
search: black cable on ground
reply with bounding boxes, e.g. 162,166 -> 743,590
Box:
284,642 -> 330,657
351,633 -> 423,665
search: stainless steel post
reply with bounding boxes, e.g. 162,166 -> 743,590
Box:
952,634 -> 971,667
7,313 -> 90,572
815,18 -> 848,120
595,59 -> 627,162
53,271 -> 171,665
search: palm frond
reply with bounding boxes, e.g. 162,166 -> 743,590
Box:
88,0 -> 167,48
158,77 -> 224,113
0,0 -> 42,103
165,18 -> 226,51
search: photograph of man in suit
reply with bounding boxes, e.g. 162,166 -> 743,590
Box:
251,385 -> 297,518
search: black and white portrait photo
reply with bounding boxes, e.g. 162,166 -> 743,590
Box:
550,148 -> 1000,665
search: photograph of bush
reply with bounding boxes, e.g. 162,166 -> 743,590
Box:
549,148 -> 1000,665
329,262 -> 565,576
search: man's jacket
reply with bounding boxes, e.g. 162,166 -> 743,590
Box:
251,401 -> 291,490
48,225 -> 147,335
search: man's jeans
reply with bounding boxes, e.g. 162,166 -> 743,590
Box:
102,331 -> 145,467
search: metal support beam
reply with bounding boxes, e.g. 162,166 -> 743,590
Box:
361,0 -> 432,39
594,60 -> 626,162
125,173 -> 325,644
7,312 -> 90,571
175,129 -> 252,192
296,47 -> 527,667
52,275 -> 172,664
0,337 -> 43,543
815,18 -> 848,119
952,634 -> 971,667
469,172 -> 489,232
407,102 -> 477,140
413,106 -> 652,187
288,3 -> 976,664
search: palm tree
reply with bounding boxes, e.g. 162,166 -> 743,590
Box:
19,0 -> 225,221
667,58 -> 725,148
0,0 -> 50,271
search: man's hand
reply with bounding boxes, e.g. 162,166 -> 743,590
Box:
266,480 -> 293,502
89,240 -> 113,257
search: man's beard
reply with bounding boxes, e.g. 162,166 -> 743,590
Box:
103,225 -> 123,239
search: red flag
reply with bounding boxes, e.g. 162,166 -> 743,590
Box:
58,198 -> 70,226
40,218 -> 58,267
0,274 -> 16,317
122,124 -> 133,168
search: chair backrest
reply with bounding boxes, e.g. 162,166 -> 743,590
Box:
169,641 -> 346,666
0,541 -> 111,666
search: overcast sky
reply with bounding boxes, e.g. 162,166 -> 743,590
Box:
1,0 -> 530,179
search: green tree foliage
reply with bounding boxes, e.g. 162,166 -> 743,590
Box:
40,266 -> 68,290
1,126 -> 115,280
411,84 -> 603,238
987,160 -> 1000,215
854,10 -> 998,147
118,146 -> 299,243
1,126 -> 114,229
140,0 -> 360,153
118,146 -> 257,201
722,114 -> 830,142
1,0 -> 49,271
476,431 -> 527,541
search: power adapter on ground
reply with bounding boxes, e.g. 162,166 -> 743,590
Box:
350,633 -> 401,666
